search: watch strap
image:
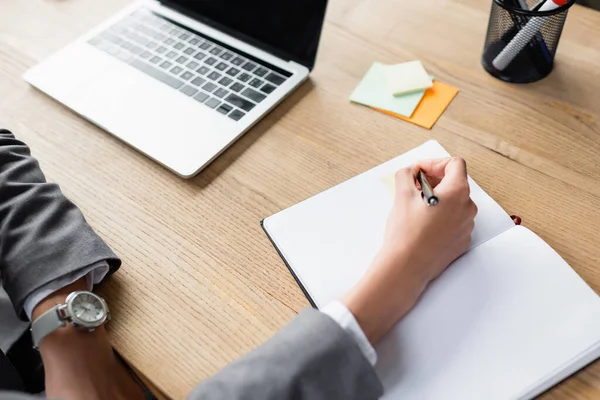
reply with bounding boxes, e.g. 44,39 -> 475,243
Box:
31,305 -> 66,349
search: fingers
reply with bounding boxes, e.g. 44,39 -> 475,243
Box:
435,157 -> 469,195
415,158 -> 455,188
393,157 -> 469,199
416,158 -> 453,180
394,165 -> 420,198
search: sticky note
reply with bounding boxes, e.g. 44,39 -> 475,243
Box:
382,173 -> 396,195
385,61 -> 433,96
350,62 -> 425,118
373,80 -> 459,129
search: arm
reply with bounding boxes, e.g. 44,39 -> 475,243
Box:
188,158 -> 476,400
0,129 -> 145,400
188,308 -> 383,400
0,129 -> 119,318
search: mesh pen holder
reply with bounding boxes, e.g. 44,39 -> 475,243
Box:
482,0 -> 575,83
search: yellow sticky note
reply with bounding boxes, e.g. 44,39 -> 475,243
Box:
373,80 -> 459,129
385,61 -> 433,96
381,173 -> 396,195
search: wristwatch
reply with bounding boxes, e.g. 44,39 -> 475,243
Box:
31,290 -> 110,349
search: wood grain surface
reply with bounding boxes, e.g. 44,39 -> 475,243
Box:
1,0 -> 599,398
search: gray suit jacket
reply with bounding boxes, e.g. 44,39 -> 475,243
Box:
0,129 -> 383,400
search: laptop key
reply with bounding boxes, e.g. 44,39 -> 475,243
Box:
174,42 -> 185,50
193,92 -> 209,103
219,77 -> 233,86
149,56 -> 162,64
180,85 -> 198,97
241,61 -> 257,72
140,51 -> 152,60
189,38 -> 200,45
241,87 -> 266,103
197,66 -> 210,75
230,82 -> 244,92
179,33 -> 190,40
238,73 -> 251,82
127,58 -> 183,89
202,82 -> 217,92
205,57 -> 217,66
183,47 -> 195,55
226,67 -> 240,77
191,77 -> 206,87
121,41 -> 134,50
260,83 -> 276,94
225,93 -> 255,112
164,38 -> 175,46
156,46 -> 167,54
181,71 -> 194,81
214,88 -> 229,98
208,71 -> 221,81
153,32 -> 166,41
254,67 -> 268,77
199,42 -> 211,50
170,66 -> 184,75
249,78 -> 263,88
205,98 -> 220,109
131,45 -> 144,56
176,55 -> 188,64
159,60 -> 172,69
194,53 -> 206,61
209,47 -> 222,56
187,60 -> 199,70
215,62 -> 228,71
220,52 -> 233,61
231,57 -> 244,66
265,72 -> 285,86
228,109 -> 245,121
217,103 -> 233,115
146,41 -> 158,50
166,51 -> 178,59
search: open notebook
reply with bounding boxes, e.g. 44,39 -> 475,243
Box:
262,140 -> 600,399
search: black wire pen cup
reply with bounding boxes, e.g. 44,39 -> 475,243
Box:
482,0 -> 575,83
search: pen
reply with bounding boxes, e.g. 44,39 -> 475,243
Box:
417,170 -> 439,206
493,0 -> 566,71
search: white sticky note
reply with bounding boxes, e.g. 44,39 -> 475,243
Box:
385,61 -> 433,96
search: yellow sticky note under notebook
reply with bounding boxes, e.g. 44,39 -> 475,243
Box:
381,173 -> 396,195
374,81 -> 459,129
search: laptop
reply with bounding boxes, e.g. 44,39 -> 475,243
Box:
24,1 -> 328,177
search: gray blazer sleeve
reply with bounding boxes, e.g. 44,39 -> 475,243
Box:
0,129 -> 120,319
188,308 -> 383,400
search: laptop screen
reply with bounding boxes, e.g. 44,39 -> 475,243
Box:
162,0 -> 328,70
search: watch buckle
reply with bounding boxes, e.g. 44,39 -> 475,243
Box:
57,304 -> 69,320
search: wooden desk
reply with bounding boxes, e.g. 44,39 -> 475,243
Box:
1,0 -> 599,398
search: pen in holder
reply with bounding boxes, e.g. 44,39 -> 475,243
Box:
482,0 -> 575,83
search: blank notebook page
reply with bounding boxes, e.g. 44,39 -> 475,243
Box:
375,226 -> 600,399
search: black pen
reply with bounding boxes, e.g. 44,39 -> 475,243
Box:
417,170 -> 439,206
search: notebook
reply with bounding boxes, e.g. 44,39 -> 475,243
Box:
262,140 -> 600,400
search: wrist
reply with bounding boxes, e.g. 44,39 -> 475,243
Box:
31,281 -> 145,400
32,279 -> 114,368
342,250 -> 427,344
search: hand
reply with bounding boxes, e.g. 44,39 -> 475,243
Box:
33,279 -> 146,400
342,157 -> 477,344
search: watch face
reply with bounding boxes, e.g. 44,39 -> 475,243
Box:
68,292 -> 106,326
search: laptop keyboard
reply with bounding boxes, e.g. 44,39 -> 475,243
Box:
88,8 -> 289,122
